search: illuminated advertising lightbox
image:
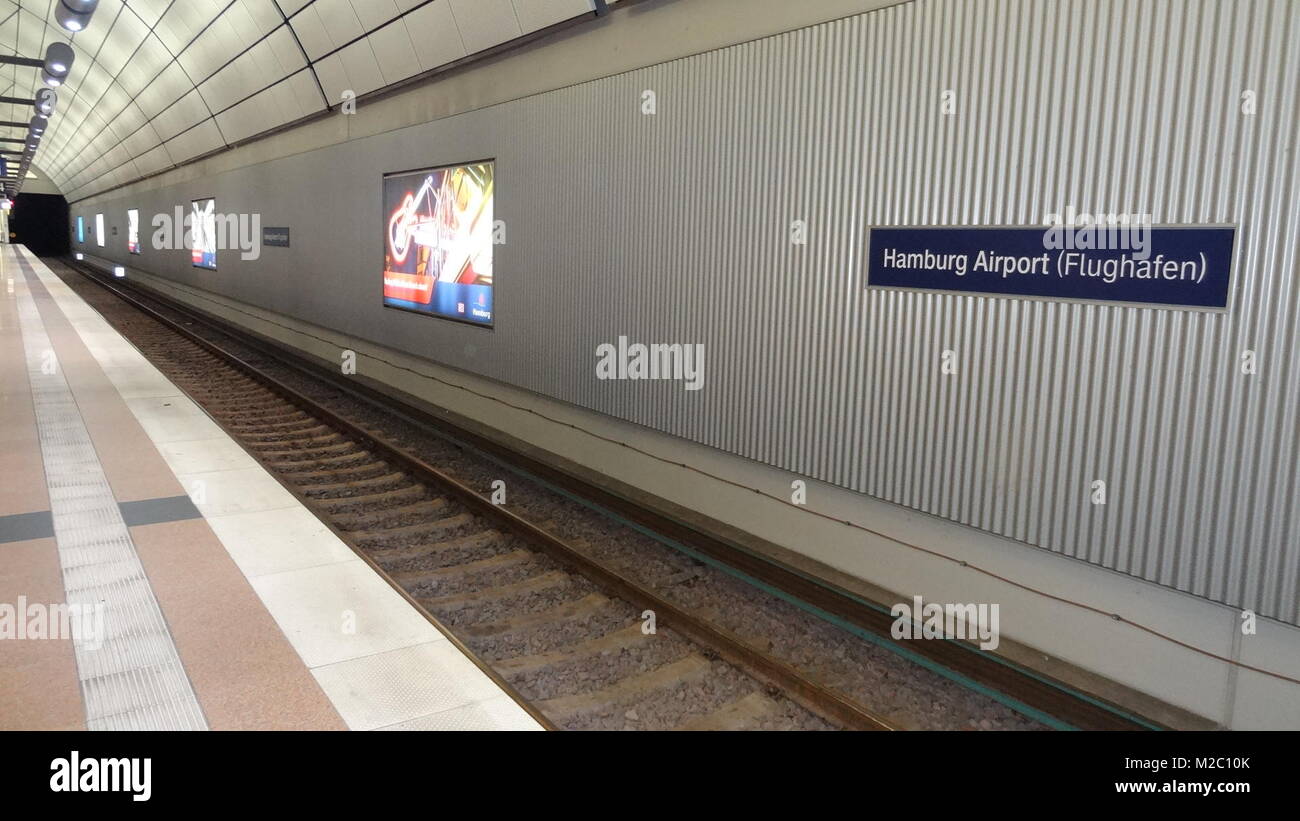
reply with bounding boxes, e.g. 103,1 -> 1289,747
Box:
191,198 -> 216,269
127,209 -> 140,254
95,214 -> 105,248
382,161 -> 494,327
76,216 -> 84,243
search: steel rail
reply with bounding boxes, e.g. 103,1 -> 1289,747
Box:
65,259 -> 899,732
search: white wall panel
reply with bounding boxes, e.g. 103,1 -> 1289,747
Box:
162,118 -> 224,164
368,19 -> 421,85
335,37 -> 385,95
512,0 -> 595,33
448,0 -> 522,53
404,0 -> 467,71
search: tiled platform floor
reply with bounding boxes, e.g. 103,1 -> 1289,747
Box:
0,245 -> 539,731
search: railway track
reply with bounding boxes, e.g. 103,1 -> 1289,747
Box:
50,255 -> 1164,731
51,262 -> 898,731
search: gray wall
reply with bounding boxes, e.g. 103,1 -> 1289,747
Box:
20,164 -> 63,196
72,0 -> 1300,625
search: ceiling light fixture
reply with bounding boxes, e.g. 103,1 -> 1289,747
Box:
43,43 -> 75,86
55,0 -> 99,34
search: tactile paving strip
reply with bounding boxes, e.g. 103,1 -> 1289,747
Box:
12,254 -> 208,731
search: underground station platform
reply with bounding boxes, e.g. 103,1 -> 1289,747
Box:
0,0 -> 1296,806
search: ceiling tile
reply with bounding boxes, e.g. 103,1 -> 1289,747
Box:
314,0 -> 365,46
287,6 -> 332,60
512,0 -> 595,34
447,0 -> 521,54
163,117 -> 224,165
350,0 -> 402,32
93,10 -> 151,76
367,19 -> 420,86
151,89 -> 211,142
403,0 -> 466,72
276,0 -> 313,15
335,37 -> 384,96
154,1 -> 224,56
124,0 -> 172,28
116,33 -> 173,96
3,0 -> 596,195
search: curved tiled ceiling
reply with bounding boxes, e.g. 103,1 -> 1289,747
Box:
1,0 -> 600,201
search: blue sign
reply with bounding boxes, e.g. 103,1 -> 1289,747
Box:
867,226 -> 1235,308
431,282 -> 493,325
263,227 -> 290,247
386,282 -> 493,326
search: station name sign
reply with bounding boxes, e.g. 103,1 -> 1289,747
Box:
867,225 -> 1235,308
262,227 -> 290,248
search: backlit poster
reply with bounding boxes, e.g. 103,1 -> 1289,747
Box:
191,198 -> 216,269
127,208 -> 140,254
382,161 -> 494,327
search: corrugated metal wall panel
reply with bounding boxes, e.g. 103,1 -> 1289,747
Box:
72,0 -> 1300,625
513,0 -> 1300,624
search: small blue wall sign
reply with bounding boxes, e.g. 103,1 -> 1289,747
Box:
262,227 -> 291,248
